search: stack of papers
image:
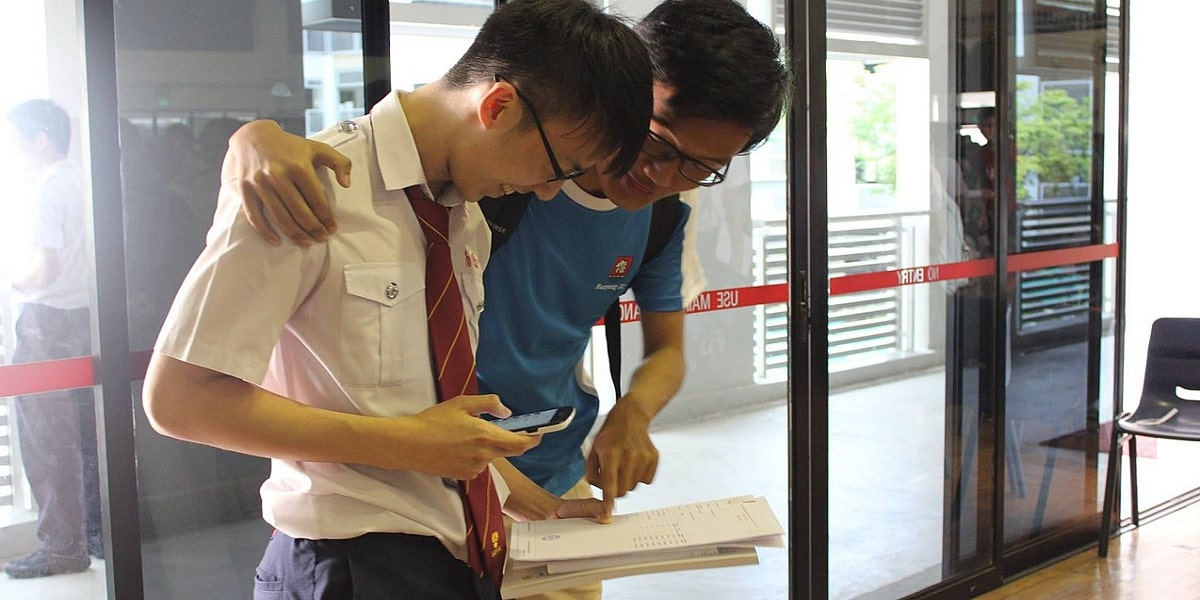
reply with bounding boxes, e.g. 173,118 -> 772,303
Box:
502,496 -> 784,598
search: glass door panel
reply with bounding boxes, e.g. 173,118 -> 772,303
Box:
826,0 -> 999,596
116,1 -> 507,597
598,1 -> 791,597
389,2 -> 489,92
115,1 -> 345,598
1003,0 -> 1109,548
823,0 -> 1119,594
0,1 -> 110,597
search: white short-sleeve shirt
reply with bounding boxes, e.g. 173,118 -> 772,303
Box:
153,91 -> 493,561
12,161 -> 91,310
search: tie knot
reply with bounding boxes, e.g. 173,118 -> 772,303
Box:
404,185 -> 450,243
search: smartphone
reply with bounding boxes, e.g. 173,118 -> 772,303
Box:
490,406 -> 576,435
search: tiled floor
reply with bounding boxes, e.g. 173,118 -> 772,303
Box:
0,559 -> 105,600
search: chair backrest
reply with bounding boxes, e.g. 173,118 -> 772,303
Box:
1137,317 -> 1200,419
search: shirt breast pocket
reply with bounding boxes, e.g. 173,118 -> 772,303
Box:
341,262 -> 427,387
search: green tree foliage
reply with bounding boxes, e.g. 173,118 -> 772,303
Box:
1016,84 -> 1092,200
851,71 -> 897,192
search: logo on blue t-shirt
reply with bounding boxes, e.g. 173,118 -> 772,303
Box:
609,255 -> 633,279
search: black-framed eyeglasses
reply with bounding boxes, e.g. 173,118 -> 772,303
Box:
495,74 -> 587,183
641,129 -> 732,187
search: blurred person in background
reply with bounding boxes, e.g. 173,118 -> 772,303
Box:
1,98 -> 102,579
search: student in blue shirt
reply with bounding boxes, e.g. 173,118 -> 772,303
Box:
224,1 -> 789,597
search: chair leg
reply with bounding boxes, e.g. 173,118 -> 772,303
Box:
1006,421 -> 1026,498
1032,445 -> 1057,536
1128,436 -> 1140,527
958,413 -> 978,520
1098,427 -> 1124,558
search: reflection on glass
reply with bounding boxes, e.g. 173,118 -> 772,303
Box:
391,27 -> 479,93
827,1 -> 999,596
117,1 -> 308,598
1003,0 -> 1106,545
1004,313 -> 1093,543
303,30 -> 365,135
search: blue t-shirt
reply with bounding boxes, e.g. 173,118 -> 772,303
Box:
476,183 -> 688,495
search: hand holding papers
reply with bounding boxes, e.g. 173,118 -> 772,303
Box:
502,496 -> 784,598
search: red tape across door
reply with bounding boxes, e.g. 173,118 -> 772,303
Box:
0,243 -> 1118,396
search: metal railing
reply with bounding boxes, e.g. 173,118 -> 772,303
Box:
828,215 -> 908,366
750,193 -> 1115,382
754,211 -> 933,381
753,221 -> 789,382
1014,184 -> 1093,334
1,292 -> 14,513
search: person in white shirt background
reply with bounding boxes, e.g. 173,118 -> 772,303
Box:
1,99 -> 103,579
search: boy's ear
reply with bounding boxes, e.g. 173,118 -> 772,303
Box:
477,81 -> 519,129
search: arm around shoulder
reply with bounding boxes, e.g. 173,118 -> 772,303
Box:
225,119 -> 351,246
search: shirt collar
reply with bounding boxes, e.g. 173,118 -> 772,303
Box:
369,90 -> 429,194
562,180 -> 618,212
369,90 -> 464,208
34,159 -> 68,186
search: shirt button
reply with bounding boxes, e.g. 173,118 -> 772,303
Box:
338,119 -> 358,134
385,282 -> 399,300
476,300 -> 485,314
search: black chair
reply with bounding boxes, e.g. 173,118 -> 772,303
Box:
1098,317 -> 1200,557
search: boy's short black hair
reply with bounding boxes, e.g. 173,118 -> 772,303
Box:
638,0 -> 791,152
445,0 -> 652,175
6,99 -> 71,156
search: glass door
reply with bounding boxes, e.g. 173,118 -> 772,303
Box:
823,0 -> 1119,596
824,1 -> 1001,596
0,1 -> 114,597
591,1 -> 792,597
1001,0 -> 1115,567
113,1 -> 387,597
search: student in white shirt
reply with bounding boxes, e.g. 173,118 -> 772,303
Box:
141,1 -> 652,599
212,3 -> 791,599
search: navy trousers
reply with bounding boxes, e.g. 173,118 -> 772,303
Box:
255,531 -> 501,600
12,303 -> 100,559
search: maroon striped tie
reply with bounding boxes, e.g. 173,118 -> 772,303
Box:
404,185 -> 506,588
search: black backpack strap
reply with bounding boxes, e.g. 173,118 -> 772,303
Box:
478,192 -> 533,253
644,194 -> 683,263
604,300 -> 624,397
604,194 -> 685,398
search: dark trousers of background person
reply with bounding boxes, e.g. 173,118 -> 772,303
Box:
12,302 -> 101,560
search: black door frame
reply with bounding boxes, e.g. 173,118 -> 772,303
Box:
786,0 -> 828,597
81,0 -> 141,597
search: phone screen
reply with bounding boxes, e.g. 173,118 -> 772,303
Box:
493,408 -> 561,431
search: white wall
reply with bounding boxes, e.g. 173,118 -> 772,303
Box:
1122,1 -> 1200,401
